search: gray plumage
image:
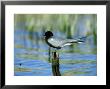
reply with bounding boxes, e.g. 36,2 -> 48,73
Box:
47,37 -> 82,48
44,31 -> 86,49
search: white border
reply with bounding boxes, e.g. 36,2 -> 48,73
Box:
5,5 -> 106,85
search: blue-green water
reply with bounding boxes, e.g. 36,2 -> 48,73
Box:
14,29 -> 97,76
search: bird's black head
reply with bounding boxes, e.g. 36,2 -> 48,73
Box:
44,31 -> 53,38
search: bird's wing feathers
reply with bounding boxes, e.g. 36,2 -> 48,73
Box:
48,37 -> 86,48
48,38 -> 63,47
48,38 -> 76,47
61,39 -> 78,47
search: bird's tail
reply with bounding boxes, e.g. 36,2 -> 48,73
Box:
77,36 -> 87,43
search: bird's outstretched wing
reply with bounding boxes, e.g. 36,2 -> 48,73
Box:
62,36 -> 87,47
48,36 -> 87,48
77,36 -> 87,42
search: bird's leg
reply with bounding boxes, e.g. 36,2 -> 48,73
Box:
51,47 -> 55,58
48,47 -> 51,62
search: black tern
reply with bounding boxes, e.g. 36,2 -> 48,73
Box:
44,31 -> 86,49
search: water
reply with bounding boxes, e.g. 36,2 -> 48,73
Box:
14,29 -> 97,76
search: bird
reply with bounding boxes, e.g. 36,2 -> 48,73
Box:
44,31 -> 86,49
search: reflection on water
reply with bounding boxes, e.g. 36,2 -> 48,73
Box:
14,14 -> 97,76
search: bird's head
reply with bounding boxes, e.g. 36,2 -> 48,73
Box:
44,31 -> 53,38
